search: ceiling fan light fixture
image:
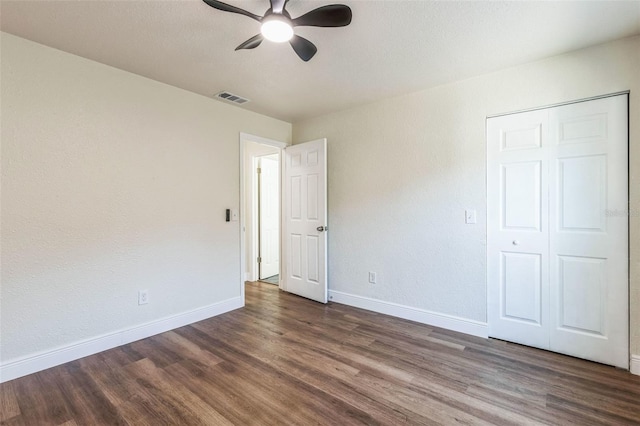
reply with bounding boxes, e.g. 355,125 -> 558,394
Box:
203,0 -> 353,61
260,16 -> 294,43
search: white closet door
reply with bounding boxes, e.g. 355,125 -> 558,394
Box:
487,94 -> 628,368
548,96 -> 628,368
487,109 -> 550,349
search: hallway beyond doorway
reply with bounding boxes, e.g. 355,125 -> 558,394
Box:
260,274 -> 279,285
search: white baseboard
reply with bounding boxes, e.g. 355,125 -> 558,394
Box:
631,355 -> 640,375
0,296 -> 243,383
328,290 -> 488,338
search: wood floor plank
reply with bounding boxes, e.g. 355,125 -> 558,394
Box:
10,372 -> 71,425
175,326 -> 384,425
0,381 -> 20,422
164,360 -> 285,426
188,318 -> 431,425
122,358 -> 233,426
352,370 -> 498,426
54,362 -> 127,425
3,281 -> 640,425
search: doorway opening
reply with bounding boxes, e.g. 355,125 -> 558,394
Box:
257,153 -> 280,284
239,133 -> 286,297
240,134 -> 329,304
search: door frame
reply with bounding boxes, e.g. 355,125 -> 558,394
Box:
239,133 -> 287,302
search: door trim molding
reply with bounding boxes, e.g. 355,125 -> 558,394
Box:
487,90 -> 630,119
328,290 -> 488,338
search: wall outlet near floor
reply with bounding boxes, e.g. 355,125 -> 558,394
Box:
138,289 -> 149,305
368,272 -> 377,284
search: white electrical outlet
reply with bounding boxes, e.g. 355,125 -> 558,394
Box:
138,290 -> 149,305
368,272 -> 377,284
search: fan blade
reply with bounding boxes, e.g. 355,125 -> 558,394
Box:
202,0 -> 261,22
289,35 -> 317,62
235,34 -> 264,50
270,0 -> 287,14
292,4 -> 352,27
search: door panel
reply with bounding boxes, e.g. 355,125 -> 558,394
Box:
501,252 -> 542,324
501,161 -> 542,231
558,155 -> 607,232
307,174 -> 318,220
283,139 -> 327,303
558,113 -> 607,145
501,124 -> 542,151
557,255 -> 607,335
291,176 -> 301,219
306,235 -> 319,283
291,234 -> 302,278
488,94 -> 628,369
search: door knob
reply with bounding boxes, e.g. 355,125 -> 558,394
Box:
317,226 -> 327,232
512,240 -> 519,246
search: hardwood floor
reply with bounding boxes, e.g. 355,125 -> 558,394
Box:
2,282 -> 640,425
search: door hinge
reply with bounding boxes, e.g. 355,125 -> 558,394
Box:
257,257 -> 262,263
257,167 -> 261,174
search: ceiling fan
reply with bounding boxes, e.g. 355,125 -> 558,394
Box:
202,0 -> 352,62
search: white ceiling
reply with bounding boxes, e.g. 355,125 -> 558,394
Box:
2,0 -> 639,122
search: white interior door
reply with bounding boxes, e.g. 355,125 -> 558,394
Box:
487,94 -> 629,369
259,154 -> 280,279
283,139 -> 328,303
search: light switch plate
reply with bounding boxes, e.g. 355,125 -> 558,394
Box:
465,209 -> 477,224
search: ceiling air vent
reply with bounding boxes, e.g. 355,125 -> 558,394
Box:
215,91 -> 250,105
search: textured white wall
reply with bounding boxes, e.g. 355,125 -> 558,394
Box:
0,33 -> 291,362
294,36 -> 640,353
